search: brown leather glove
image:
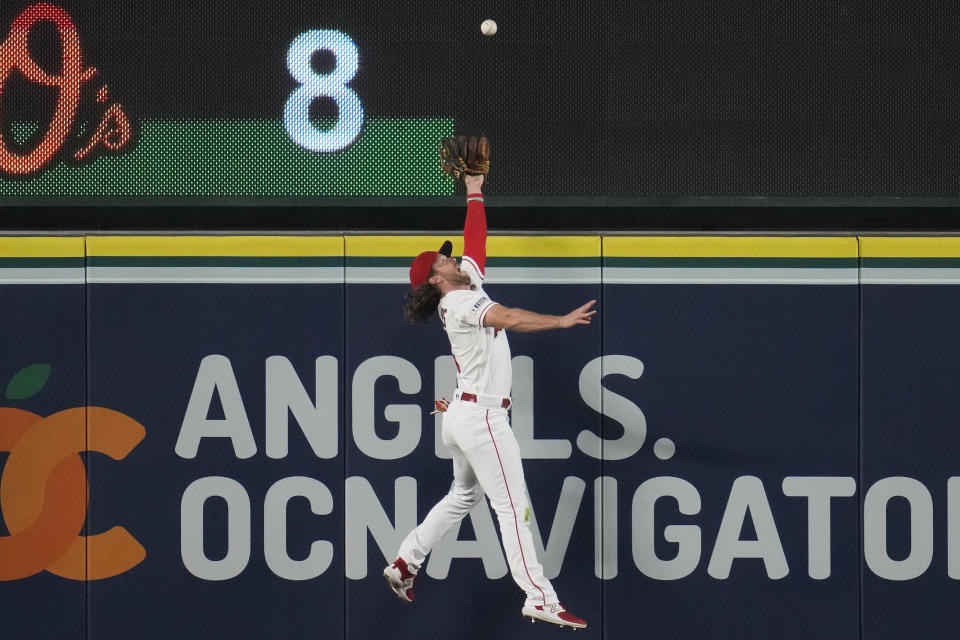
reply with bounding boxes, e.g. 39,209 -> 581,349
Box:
439,135 -> 490,181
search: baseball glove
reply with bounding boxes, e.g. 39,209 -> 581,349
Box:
439,135 -> 490,182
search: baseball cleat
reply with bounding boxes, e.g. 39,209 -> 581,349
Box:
383,557 -> 417,602
521,603 -> 587,629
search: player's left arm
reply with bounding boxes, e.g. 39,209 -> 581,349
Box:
462,174 -> 486,278
483,300 -> 597,332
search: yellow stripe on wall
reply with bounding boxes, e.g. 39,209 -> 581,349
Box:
346,236 -> 456,257
0,236 -> 85,258
87,236 -> 343,257
488,236 -> 600,257
604,236 -> 857,258
23,235 -> 960,260
346,236 -> 600,257
860,237 -> 960,258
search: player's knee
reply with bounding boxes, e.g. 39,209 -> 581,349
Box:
448,484 -> 482,511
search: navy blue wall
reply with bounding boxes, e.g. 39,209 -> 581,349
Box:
2,236 -> 958,639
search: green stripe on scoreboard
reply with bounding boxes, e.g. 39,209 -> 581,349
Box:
0,119 -> 455,196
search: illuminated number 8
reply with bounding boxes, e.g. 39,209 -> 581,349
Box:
284,30 -> 363,152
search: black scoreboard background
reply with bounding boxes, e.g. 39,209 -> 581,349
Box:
1,1 -> 959,229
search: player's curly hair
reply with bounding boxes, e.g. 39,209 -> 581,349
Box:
403,283 -> 442,323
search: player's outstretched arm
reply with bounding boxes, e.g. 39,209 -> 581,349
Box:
462,174 -> 487,275
484,300 -> 597,333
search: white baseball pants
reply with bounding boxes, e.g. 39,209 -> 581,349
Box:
396,399 -> 557,607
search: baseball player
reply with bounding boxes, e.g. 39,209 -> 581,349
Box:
383,138 -> 593,629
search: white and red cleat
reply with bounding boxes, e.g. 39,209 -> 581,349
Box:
383,557 -> 417,603
521,602 -> 587,629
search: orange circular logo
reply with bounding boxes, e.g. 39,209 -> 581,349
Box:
0,406 -> 146,581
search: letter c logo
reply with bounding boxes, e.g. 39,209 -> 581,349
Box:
0,406 -> 146,581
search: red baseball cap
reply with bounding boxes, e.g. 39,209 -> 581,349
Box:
409,240 -> 453,287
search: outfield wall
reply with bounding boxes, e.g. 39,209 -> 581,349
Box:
1,235 -> 958,640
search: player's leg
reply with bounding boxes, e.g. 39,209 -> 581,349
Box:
463,408 -> 557,607
397,444 -> 482,568
385,444 -> 482,601
465,409 -> 586,628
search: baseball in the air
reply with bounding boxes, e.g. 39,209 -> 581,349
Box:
481,19 -> 497,36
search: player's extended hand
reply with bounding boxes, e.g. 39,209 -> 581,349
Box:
559,300 -> 597,328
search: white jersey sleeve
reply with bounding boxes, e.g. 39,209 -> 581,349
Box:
460,255 -> 485,288
446,289 -> 497,330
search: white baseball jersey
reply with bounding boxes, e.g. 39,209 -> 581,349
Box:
437,256 -> 511,398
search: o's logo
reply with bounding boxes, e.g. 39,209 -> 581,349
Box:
0,3 -> 133,176
0,406 -> 146,581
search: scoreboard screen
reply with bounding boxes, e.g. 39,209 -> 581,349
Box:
0,1 -> 957,204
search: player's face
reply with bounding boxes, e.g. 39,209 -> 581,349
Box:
431,254 -> 471,286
